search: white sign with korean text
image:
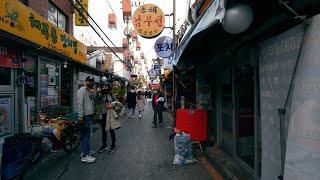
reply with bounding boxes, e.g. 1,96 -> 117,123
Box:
154,36 -> 173,58
163,57 -> 173,69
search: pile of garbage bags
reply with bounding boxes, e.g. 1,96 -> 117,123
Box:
173,132 -> 197,165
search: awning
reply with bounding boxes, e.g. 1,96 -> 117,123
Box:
173,0 -> 225,67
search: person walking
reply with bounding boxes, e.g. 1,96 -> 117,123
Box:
136,91 -> 146,119
77,76 -> 96,163
126,87 -> 137,118
152,89 -> 165,128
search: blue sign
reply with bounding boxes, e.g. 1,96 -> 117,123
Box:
154,36 -> 173,58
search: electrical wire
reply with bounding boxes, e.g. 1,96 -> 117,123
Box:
104,0 -> 136,51
73,0 -> 123,53
70,0 -> 129,68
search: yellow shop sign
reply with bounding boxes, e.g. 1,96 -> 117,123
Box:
0,0 -> 87,63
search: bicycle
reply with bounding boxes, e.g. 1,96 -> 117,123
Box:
1,113 -> 85,180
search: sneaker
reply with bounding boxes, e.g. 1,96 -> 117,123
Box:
80,151 -> 95,157
108,146 -> 117,154
152,124 -> 157,128
81,155 -> 96,163
139,115 -> 142,119
132,115 -> 135,118
98,145 -> 109,153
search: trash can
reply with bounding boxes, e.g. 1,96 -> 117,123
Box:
176,109 -> 208,141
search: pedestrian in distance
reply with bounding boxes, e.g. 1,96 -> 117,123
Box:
126,86 -> 137,118
77,76 -> 96,163
152,89 -> 165,128
136,91 -> 146,119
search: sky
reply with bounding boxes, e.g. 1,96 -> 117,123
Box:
74,0 -> 190,69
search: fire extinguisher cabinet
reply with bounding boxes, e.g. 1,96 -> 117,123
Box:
176,109 -> 208,141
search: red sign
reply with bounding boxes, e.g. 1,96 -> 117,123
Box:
149,83 -> 160,89
0,47 -> 21,68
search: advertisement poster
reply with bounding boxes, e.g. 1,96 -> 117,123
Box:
0,97 -> 11,136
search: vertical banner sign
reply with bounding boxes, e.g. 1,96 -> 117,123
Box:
163,57 -> 173,69
154,36 -> 173,58
153,64 -> 161,75
133,4 -> 165,39
75,0 -> 89,26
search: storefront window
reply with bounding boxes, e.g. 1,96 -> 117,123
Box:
0,67 -> 11,85
23,55 -> 38,128
40,60 -> 60,115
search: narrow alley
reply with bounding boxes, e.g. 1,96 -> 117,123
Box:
24,101 -> 212,180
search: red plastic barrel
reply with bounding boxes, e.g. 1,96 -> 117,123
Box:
176,109 -> 208,141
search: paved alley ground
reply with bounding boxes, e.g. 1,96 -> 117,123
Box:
24,101 -> 212,180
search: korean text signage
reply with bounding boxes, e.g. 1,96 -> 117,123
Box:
0,0 -> 87,63
133,4 -> 165,39
75,0 -> 89,26
163,57 -> 173,69
154,36 -> 173,58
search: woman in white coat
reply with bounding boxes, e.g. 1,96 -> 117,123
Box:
136,91 -> 145,119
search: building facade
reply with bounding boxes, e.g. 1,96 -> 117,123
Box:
174,0 -> 320,179
0,0 -> 93,161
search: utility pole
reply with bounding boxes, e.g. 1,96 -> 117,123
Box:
172,0 -> 176,125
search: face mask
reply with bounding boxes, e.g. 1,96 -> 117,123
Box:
130,90 -> 135,93
87,83 -> 94,89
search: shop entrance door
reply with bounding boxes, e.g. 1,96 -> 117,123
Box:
234,63 -> 255,168
219,68 -> 234,154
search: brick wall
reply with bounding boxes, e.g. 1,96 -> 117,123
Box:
27,0 -> 73,35
51,0 -> 73,34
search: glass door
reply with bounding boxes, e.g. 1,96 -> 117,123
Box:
220,68 -> 234,154
235,63 -> 255,168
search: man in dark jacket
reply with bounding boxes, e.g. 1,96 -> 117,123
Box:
126,87 -> 137,118
152,89 -> 165,128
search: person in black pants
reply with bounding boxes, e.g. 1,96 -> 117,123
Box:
152,89 -> 165,128
97,84 -> 116,153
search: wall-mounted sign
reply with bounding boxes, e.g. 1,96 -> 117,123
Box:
0,0 -> 87,63
133,4 -> 165,39
75,0 -> 89,26
154,36 -> 173,58
163,57 -> 173,69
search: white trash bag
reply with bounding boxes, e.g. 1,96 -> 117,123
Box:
173,132 -> 197,165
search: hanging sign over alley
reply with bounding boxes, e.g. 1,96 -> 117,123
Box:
154,36 -> 173,58
75,0 -> 89,26
133,4 -> 165,39
0,0 -> 87,63
163,57 -> 173,69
